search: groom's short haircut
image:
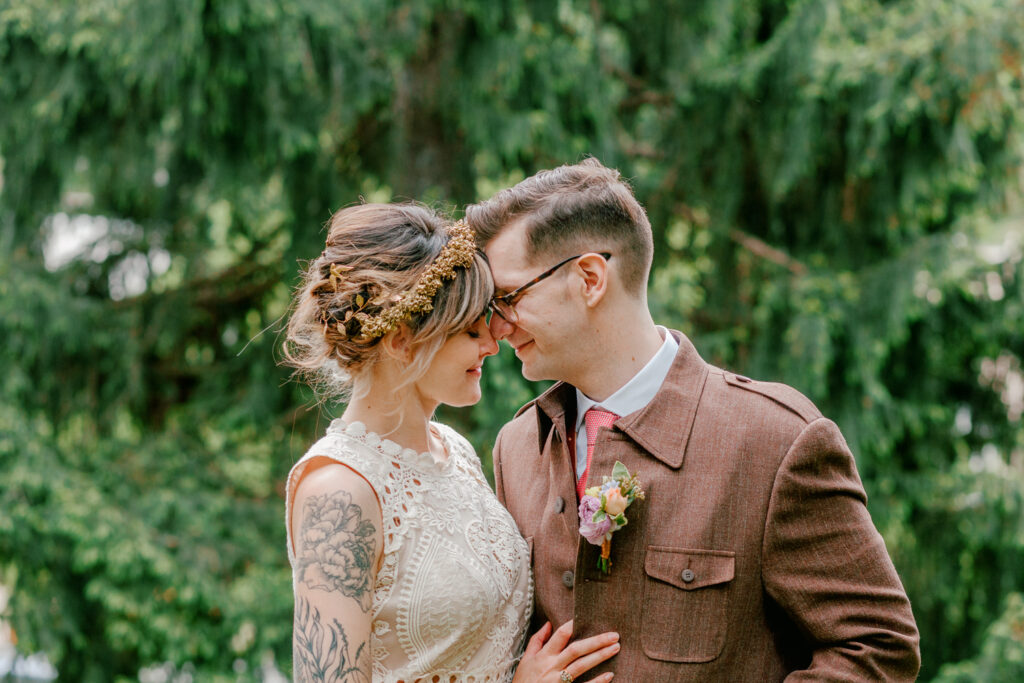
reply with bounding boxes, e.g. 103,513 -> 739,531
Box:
467,157 -> 654,295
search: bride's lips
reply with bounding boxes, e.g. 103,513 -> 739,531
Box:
467,365 -> 482,377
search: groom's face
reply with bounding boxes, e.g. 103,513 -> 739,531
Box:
485,222 -> 579,382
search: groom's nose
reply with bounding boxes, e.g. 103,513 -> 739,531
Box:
488,312 -> 514,340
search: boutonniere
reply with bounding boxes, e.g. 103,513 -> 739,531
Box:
578,461 -> 645,574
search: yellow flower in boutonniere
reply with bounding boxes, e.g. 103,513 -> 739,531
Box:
604,487 -> 628,516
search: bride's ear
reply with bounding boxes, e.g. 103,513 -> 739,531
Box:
381,324 -> 414,362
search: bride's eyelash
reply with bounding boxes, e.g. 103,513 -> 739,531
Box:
465,314 -> 488,339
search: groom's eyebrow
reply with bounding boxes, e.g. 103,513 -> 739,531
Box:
490,273 -> 516,295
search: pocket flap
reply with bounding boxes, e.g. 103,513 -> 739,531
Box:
645,546 -> 735,590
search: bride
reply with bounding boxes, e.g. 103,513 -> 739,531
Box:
282,203 -> 619,682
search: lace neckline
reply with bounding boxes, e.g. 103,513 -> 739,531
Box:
327,418 -> 455,473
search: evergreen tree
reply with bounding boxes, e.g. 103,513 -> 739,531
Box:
1,0 -> 1022,679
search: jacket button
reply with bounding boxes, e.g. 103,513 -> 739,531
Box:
681,569 -> 695,583
562,570 -> 575,588
554,496 -> 565,513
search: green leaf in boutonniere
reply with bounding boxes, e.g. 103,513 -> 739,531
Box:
612,461 -> 629,480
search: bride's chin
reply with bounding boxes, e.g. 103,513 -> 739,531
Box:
443,388 -> 482,409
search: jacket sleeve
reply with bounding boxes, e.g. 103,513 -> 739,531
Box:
762,418 -> 921,681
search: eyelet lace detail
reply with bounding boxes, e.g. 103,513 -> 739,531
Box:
287,419 -> 533,682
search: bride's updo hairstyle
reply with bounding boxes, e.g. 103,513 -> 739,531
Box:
284,203 -> 492,400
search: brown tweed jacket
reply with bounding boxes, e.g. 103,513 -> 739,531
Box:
493,332 -> 920,681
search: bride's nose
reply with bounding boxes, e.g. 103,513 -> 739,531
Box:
479,327 -> 499,358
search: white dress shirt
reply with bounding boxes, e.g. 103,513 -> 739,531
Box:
574,327 -> 679,480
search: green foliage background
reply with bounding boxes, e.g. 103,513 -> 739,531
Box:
2,0 -> 1023,680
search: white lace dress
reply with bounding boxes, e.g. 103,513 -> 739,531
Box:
286,419 -> 533,682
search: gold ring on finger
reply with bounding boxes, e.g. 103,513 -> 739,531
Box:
559,671 -> 573,683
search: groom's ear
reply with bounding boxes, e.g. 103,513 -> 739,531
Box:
573,252 -> 610,308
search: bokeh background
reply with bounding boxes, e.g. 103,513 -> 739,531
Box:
2,0 -> 1023,681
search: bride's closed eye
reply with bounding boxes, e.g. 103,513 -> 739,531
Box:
465,315 -> 489,339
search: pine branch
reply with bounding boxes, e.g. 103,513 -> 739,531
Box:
729,228 -> 808,275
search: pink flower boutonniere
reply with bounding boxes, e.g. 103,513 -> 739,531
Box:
578,461 -> 645,574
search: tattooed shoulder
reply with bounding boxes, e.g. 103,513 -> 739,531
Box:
296,488 -> 377,612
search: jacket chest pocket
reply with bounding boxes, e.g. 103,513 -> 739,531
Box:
641,546 -> 735,663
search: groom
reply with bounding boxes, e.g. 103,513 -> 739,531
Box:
467,158 -> 921,681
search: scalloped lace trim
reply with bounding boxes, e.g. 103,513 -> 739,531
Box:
326,418 -> 455,472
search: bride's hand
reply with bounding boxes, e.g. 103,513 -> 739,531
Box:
512,620 -> 619,683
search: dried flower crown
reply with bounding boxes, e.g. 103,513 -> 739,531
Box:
319,219 -> 477,340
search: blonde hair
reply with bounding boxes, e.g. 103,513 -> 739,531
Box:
283,203 -> 493,402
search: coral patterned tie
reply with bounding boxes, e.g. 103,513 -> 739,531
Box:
579,408 -> 619,499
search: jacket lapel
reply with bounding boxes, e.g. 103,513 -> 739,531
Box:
535,381 -> 580,532
614,332 -> 709,469
532,330 -> 709,473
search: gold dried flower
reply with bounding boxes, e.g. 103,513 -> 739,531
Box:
324,219 -> 476,340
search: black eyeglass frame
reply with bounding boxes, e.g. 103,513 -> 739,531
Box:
488,252 -> 612,324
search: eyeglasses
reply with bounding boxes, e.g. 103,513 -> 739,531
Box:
488,252 -> 612,324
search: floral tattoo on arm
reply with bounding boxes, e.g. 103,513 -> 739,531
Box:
296,491 -> 377,612
293,595 -> 370,683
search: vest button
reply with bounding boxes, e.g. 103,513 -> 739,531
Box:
554,496 -> 565,513
562,570 -> 575,588
681,568 -> 695,583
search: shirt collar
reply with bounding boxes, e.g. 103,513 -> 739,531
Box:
574,326 -> 679,431
535,329 -> 709,469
